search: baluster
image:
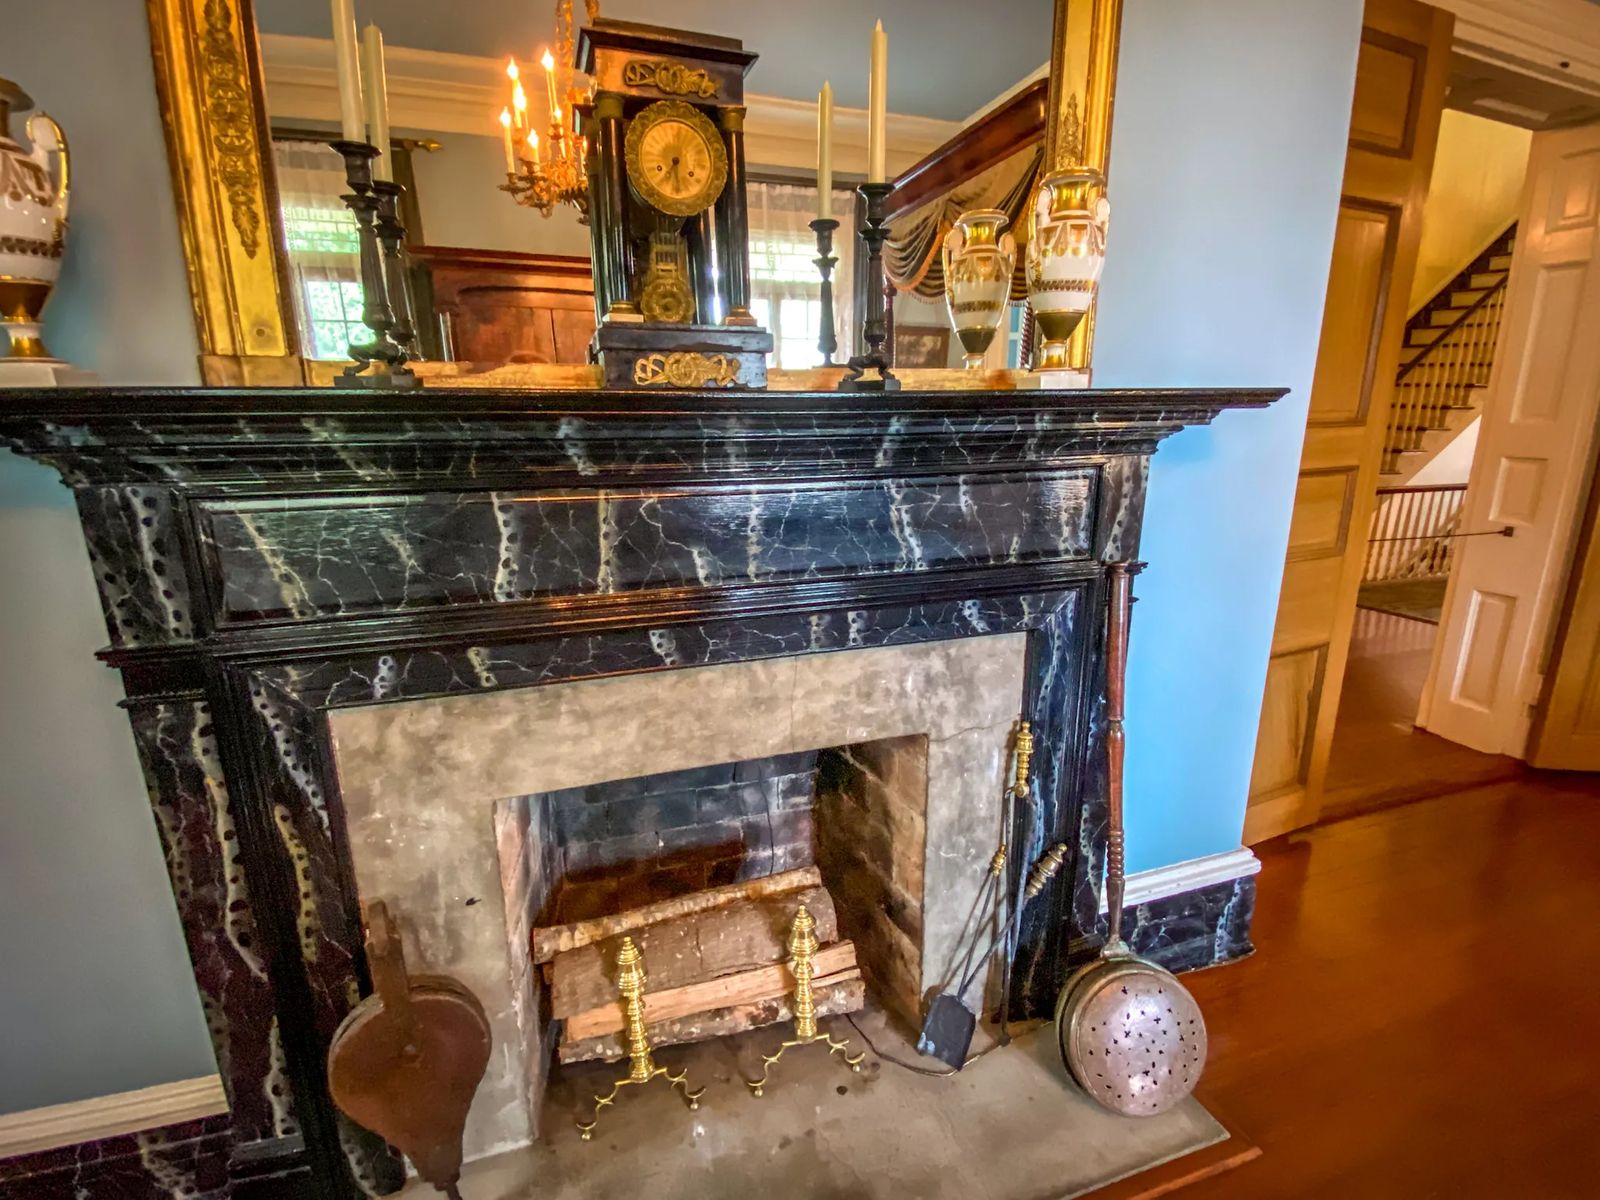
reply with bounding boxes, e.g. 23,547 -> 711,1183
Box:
1365,494 -> 1383,581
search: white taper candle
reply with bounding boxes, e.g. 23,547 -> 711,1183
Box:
817,81 -> 834,220
329,0 -> 364,142
867,21 -> 887,183
361,23 -> 392,180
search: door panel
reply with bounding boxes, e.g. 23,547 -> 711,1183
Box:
1531,463 -> 1600,769
1422,123 -> 1600,756
1245,0 -> 1452,845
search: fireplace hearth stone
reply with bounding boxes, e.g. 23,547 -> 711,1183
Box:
404,1013 -> 1231,1200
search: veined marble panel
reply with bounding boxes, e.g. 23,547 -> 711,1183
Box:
329,635 -> 1027,1161
199,472 -> 1094,625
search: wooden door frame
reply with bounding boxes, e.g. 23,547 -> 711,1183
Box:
1245,0 -> 1454,845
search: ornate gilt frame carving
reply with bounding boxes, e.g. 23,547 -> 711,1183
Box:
1044,0 -> 1122,371
147,0 -> 303,384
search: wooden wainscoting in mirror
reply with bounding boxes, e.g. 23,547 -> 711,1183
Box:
145,0 -> 1119,386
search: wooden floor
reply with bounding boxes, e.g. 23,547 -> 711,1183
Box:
1180,771 -> 1600,1197
1170,614 -> 1600,1198
1320,607 -> 1520,822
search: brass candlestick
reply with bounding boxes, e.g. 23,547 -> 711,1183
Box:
745,906 -> 865,1097
576,936 -> 703,1140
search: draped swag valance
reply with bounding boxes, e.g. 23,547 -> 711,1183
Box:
885,142 -> 1042,302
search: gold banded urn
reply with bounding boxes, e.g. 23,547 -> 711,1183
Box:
0,78 -> 69,360
942,209 -> 1016,369
1025,169 -> 1109,372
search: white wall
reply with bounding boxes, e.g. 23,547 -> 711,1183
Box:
1409,109 -> 1530,312
1094,0 -> 1361,872
407,129 -> 592,256
1411,417 -> 1482,486
0,1 -> 218,1112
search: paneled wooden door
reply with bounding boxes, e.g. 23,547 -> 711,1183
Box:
1422,121 -> 1600,765
1530,465 -> 1600,770
1244,0 -> 1453,844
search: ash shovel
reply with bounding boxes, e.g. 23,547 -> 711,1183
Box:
1055,561 -> 1208,1115
918,841 -> 1068,1068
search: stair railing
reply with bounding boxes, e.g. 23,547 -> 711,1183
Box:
1385,258 -> 1511,470
1363,483 -> 1467,583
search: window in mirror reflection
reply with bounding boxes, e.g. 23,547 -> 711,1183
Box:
749,181 -> 853,369
274,138 -> 367,359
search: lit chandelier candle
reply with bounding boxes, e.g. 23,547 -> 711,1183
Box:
507,59 -> 528,134
540,48 -> 560,121
499,107 -> 516,174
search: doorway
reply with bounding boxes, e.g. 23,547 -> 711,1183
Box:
1246,0 -> 1600,842
1320,104 -> 1531,820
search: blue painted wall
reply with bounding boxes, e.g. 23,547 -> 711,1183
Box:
0,0 -> 216,1112
1094,0 -> 1362,871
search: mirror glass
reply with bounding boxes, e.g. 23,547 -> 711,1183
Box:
251,0 -> 1054,367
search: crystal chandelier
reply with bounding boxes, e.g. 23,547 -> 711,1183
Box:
497,0 -> 597,218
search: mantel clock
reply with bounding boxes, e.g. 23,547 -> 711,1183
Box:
577,20 -> 773,388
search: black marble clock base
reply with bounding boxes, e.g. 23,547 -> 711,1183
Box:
593,323 -> 775,389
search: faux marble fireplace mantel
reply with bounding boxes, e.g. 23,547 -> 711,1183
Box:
0,385 -> 1280,1200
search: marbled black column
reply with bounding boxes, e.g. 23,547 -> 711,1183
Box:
590,91 -> 634,320
717,105 -> 754,325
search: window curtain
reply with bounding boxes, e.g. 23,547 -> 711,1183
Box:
747,181 -> 855,368
272,138 -> 364,359
884,142 -> 1041,303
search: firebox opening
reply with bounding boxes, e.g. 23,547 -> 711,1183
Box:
490,734 -> 933,1123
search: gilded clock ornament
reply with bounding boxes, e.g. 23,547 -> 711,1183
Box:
624,99 -> 727,217
632,351 -> 740,387
639,268 -> 694,324
622,59 -> 717,99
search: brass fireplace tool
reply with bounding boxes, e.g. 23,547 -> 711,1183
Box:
577,936 -> 704,1140
745,906 -> 865,1096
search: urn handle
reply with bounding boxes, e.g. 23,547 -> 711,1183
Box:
25,112 -> 70,231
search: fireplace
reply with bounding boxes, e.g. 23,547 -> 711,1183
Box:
330,636 -> 1026,1158
0,384 -> 1277,1197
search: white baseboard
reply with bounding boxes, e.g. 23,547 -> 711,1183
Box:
0,1075 -> 228,1158
1098,847 -> 1261,913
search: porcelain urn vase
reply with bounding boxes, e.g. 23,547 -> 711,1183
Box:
1025,169 -> 1109,372
942,209 -> 1017,369
0,78 -> 69,361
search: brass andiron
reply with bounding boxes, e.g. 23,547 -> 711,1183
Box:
745,906 -> 865,1097
577,936 -> 703,1140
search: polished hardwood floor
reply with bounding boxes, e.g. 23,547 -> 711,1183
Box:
1173,607 -> 1600,1197
1321,607 -> 1521,823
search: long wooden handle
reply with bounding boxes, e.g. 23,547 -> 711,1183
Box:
365,900 -> 417,1040
1105,562 -> 1133,947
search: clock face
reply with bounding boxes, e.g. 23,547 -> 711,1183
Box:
624,101 -> 728,217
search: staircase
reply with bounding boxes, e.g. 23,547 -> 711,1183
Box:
1381,224 -> 1516,484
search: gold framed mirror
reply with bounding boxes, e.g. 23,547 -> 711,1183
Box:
145,0 -> 1119,385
